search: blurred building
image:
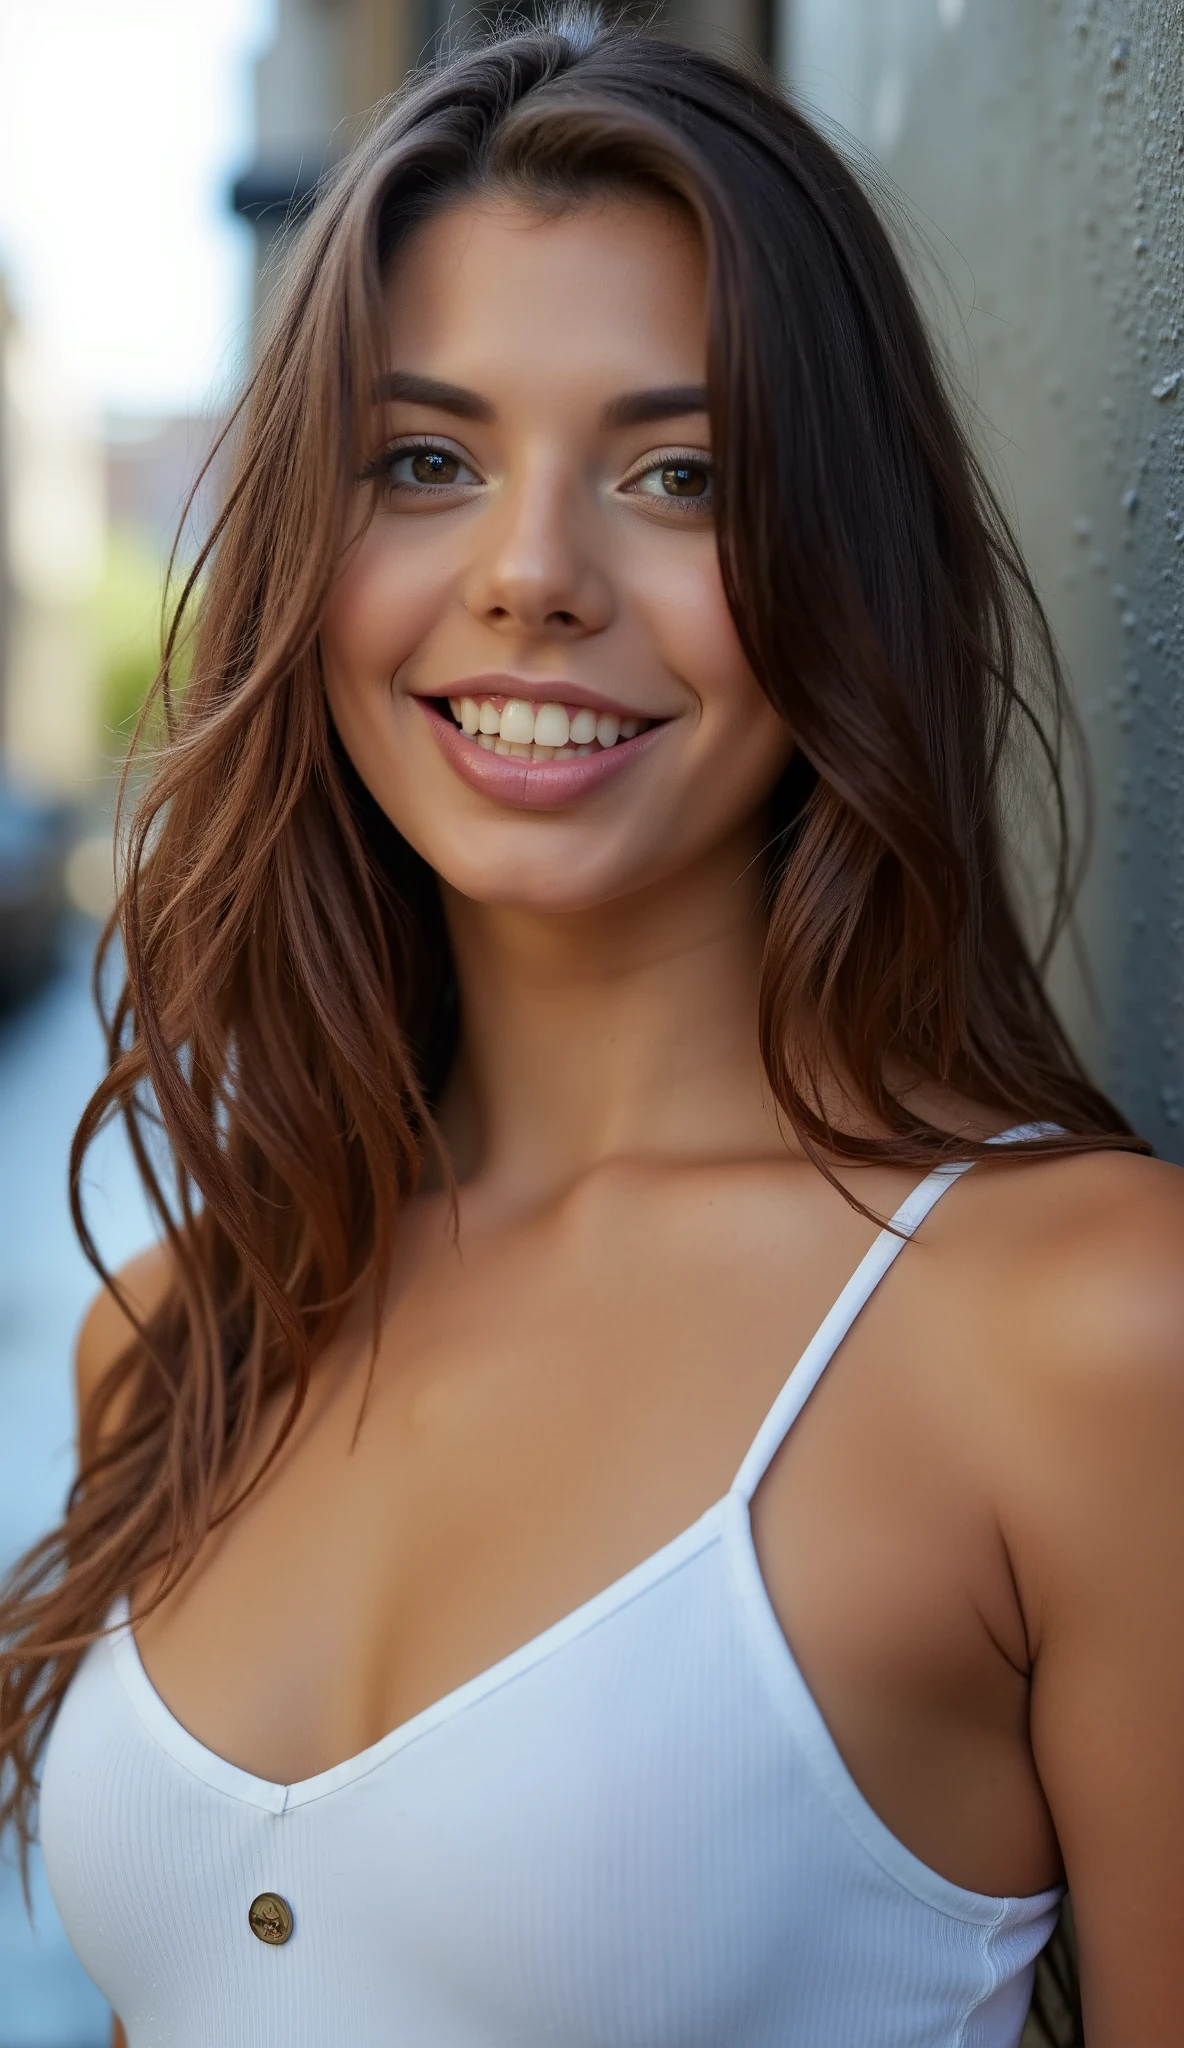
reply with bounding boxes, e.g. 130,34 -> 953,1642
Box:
0,303 -> 104,797
0,321 -> 222,799
232,0 -> 775,299
105,411 -> 227,561
0,275 -> 11,760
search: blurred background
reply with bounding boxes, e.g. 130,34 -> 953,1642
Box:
0,0 -> 1180,2038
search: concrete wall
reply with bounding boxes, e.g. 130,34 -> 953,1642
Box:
788,0 -> 1184,1160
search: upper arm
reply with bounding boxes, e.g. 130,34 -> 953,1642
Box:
1001,1160 -> 1184,2046
75,1260 -> 172,2048
75,1256 -> 173,2048
75,1241 -> 174,1444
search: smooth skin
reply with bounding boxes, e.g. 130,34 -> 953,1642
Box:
83,195 -> 1184,2047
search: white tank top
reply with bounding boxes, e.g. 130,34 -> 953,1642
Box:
40,1138 -> 1063,2047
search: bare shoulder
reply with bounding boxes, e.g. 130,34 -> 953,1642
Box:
75,1241 -> 175,1422
953,1151 -> 1184,2037
968,1147 -> 1184,1388
941,1146 -> 1184,1571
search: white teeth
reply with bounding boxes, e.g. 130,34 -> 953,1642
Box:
533,702 -> 570,748
499,698 -> 536,744
451,693 -> 650,761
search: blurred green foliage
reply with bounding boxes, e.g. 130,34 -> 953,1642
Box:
93,525 -> 194,752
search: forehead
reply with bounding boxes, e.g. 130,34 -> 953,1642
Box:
381,193 -> 708,396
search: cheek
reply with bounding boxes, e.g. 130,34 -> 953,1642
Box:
637,541 -> 779,760
648,551 -> 795,816
631,535 -> 749,705
321,520 -> 446,699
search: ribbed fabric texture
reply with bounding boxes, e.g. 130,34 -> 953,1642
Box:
40,1134 -> 1063,2047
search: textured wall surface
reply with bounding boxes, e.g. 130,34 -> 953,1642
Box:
789,0 -> 1184,1159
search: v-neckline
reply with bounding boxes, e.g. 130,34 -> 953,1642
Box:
107,1497 -> 732,1813
103,1142 -> 1033,1820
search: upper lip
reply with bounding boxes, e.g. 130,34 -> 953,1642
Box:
417,673 -> 664,721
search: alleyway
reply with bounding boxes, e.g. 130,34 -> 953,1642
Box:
0,926 -> 153,2045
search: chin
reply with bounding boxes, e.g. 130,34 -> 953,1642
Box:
431,836 -> 651,917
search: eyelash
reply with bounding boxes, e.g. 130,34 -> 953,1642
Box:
361,435 -> 480,492
360,437 -> 714,509
620,448 -> 714,513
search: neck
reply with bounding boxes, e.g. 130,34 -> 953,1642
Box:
437,819 -> 793,1204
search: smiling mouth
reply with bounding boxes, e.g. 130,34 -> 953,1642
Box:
435,691 -> 658,763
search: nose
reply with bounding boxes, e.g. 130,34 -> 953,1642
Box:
463,461 -> 613,640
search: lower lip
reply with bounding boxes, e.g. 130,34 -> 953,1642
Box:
417,700 -> 668,811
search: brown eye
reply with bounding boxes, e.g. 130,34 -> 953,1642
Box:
628,455 -> 714,511
411,449 -> 460,485
661,462 -> 708,498
364,442 -> 481,494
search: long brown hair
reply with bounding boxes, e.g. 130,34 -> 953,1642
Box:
1,16 -> 1140,2030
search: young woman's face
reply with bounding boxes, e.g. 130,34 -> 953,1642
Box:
322,192 -> 794,912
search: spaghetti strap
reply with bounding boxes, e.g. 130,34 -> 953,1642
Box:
729,1123 -> 1057,1505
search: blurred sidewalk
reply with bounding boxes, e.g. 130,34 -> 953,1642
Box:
0,923 -> 154,2046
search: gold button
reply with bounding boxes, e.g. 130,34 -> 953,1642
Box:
248,1892 -> 293,1945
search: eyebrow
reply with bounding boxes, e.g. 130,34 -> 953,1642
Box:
373,372 -> 709,431
373,371 -> 496,421
601,385 -> 709,429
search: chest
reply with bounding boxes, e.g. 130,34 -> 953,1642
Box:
129,1172 -> 1055,1895
43,1532 -> 1060,2048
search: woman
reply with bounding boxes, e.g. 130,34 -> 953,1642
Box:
2,15 -> 1181,2046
